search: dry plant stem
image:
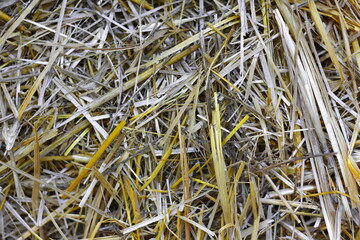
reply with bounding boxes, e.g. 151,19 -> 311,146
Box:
197,114 -> 249,172
178,121 -> 191,240
211,93 -> 233,227
0,0 -> 40,46
140,116 -> 188,191
31,124 -> 40,229
64,120 -> 126,197
256,152 -> 337,173
130,0 -> 153,10
307,0 -> 345,83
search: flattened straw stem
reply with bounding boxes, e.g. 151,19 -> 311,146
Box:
130,0 -> 153,10
197,115 -> 249,172
140,116 -> 188,191
63,120 -> 126,198
0,10 -> 27,32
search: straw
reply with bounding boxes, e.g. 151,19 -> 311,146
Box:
1,1 -> 359,239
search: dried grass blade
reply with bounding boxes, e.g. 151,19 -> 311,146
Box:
15,129 -> 58,161
92,169 -> 122,206
264,174 -> 300,223
130,0 -> 153,10
31,124 -> 40,222
17,46 -> 63,119
140,132 -> 179,191
39,121 -> 89,158
177,215 -> 215,237
0,0 -> 39,45
210,93 -> 233,226
64,127 -> 90,156
43,206 -> 68,240
352,37 -> 360,69
198,114 -> 249,172
307,0 -> 345,82
5,202 -> 42,240
1,84 -> 18,118
250,178 -> 260,240
179,123 -> 191,240
64,120 -> 126,196
18,198 -> 78,240
171,163 -> 200,189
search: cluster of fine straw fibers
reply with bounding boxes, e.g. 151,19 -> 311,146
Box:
0,0 -> 360,239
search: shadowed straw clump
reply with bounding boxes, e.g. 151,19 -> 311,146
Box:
0,0 -> 360,239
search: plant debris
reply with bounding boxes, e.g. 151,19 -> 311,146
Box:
0,0 -> 360,239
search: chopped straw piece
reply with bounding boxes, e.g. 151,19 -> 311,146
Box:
64,120 -> 126,196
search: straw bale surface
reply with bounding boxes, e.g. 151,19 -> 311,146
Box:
0,0 -> 360,239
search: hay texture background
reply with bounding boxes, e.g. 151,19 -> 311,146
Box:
0,0 -> 360,239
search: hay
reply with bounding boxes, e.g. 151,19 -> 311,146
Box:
0,0 -> 359,239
